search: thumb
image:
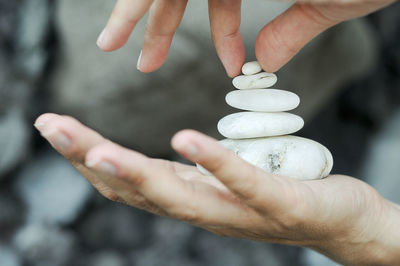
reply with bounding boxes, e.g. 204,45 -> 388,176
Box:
255,3 -> 338,72
171,129 -> 289,210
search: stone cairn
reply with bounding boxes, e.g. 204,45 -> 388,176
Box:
198,61 -> 333,180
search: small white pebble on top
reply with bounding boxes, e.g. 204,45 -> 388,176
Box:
232,72 -> 277,90
242,61 -> 262,75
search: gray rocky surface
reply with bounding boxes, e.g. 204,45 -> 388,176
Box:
86,250 -> 128,266
0,109 -> 30,179
15,0 -> 51,79
0,0 -> 53,181
15,151 -> 93,225
0,245 -> 21,266
151,218 -> 195,253
191,231 -> 285,266
13,223 -> 76,266
0,189 -> 25,240
131,246 -> 201,266
78,203 -> 151,250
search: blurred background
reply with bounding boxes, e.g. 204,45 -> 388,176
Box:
0,0 -> 399,265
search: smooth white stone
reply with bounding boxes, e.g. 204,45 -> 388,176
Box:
197,136 -> 333,180
217,112 -> 304,139
232,72 -> 277,89
242,61 -> 262,75
226,89 -> 300,112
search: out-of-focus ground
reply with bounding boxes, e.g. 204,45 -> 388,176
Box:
0,0 -> 399,265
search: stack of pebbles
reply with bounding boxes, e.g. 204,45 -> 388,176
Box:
198,61 -> 333,180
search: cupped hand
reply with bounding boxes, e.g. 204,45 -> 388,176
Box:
96,0 -> 395,76
34,113 -> 399,264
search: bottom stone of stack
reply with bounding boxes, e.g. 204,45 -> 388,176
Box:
197,136 -> 333,181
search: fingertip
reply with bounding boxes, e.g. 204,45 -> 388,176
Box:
138,35 -> 172,73
96,26 -> 132,52
97,37 -> 129,52
34,113 -> 59,127
217,35 -> 245,78
255,28 -> 282,73
171,129 -> 200,156
137,60 -> 164,73
171,130 -> 222,162
255,3 -> 337,73
136,52 -> 164,72
225,63 -> 242,78
85,142 -> 108,164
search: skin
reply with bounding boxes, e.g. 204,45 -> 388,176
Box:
96,0 -> 396,76
34,113 -> 400,265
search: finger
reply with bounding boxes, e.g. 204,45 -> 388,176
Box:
255,3 -> 338,72
171,130 -> 290,210
35,113 -> 106,161
97,0 -> 154,52
138,0 -> 188,72
34,113 -> 127,203
85,142 -> 254,224
209,0 -> 244,78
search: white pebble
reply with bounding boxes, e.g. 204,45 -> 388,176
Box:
232,72 -> 277,89
226,89 -> 300,112
242,61 -> 262,75
197,136 -> 333,180
217,112 -> 304,139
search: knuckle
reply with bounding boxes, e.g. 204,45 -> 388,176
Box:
100,189 -> 122,203
205,150 -> 232,175
236,169 -> 260,200
118,154 -> 152,187
223,29 -> 240,40
121,171 -> 146,187
112,8 -> 138,26
297,4 -> 337,28
168,205 -> 200,224
274,198 -> 309,232
268,20 -> 298,55
156,159 -> 176,173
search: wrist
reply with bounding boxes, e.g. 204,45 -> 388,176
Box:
370,201 -> 400,265
310,198 -> 400,265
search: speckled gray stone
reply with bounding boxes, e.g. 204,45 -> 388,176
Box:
198,136 -> 333,180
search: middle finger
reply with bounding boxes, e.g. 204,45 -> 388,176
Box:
97,0 -> 154,51
139,0 -> 189,72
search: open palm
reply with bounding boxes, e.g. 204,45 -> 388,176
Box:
34,113 -> 396,264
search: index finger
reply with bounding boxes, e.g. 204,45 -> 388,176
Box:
97,0 -> 154,51
208,0 -> 245,78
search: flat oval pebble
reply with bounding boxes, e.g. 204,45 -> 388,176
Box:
242,61 -> 262,75
197,136 -> 333,180
218,112 -> 304,139
232,72 -> 277,90
226,89 -> 300,112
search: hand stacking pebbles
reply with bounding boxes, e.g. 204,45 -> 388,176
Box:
198,61 -> 333,180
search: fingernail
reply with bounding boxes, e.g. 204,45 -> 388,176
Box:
42,130 -> 71,152
34,122 -> 46,131
136,50 -> 142,71
86,159 -> 117,176
97,28 -> 106,48
34,115 -> 55,131
182,143 -> 198,156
